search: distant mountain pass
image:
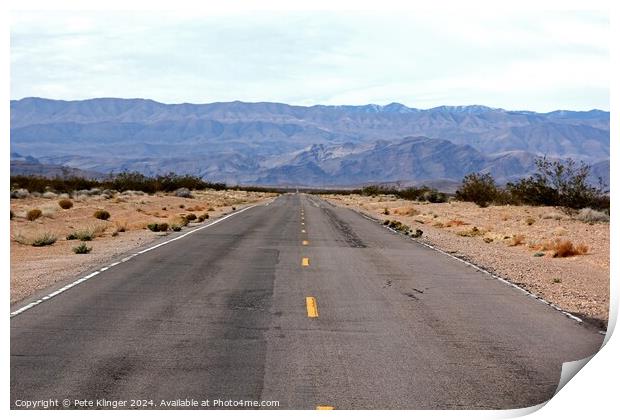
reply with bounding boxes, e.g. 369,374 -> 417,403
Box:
10,98 -> 609,187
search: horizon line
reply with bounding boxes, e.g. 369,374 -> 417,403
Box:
10,96 -> 610,114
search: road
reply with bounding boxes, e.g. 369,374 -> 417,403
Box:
11,193 -> 604,409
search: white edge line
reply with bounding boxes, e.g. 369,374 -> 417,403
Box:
10,204 -> 258,318
356,211 -> 599,330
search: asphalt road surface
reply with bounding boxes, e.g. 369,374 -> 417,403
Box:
11,193 -> 604,409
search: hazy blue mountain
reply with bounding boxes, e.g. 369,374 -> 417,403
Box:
10,98 -> 609,188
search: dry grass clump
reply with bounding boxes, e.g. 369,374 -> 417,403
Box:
186,205 -> 205,212
456,226 -> 484,237
66,225 -> 106,241
575,208 -> 609,223
58,198 -> 74,209
394,206 -> 419,216
26,209 -> 42,221
542,212 -> 564,220
508,234 -> 525,246
114,220 -> 128,233
446,219 -> 468,227
14,231 -> 58,247
73,242 -> 92,254
525,217 -> 536,226
531,239 -> 589,257
41,206 -> 58,218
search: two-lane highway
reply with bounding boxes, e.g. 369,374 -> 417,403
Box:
11,194 -> 604,409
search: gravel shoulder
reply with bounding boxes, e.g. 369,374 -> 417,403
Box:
10,189 -> 276,304
322,194 -> 610,330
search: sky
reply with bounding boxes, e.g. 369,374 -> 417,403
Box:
10,8 -> 609,112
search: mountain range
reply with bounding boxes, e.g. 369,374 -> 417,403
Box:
10,97 -> 610,188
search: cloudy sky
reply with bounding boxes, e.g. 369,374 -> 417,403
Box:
10,8 -> 609,111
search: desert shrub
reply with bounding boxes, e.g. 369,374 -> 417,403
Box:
455,173 -> 499,207
147,222 -> 169,232
525,217 -> 536,226
410,229 -> 423,238
26,208 -> 42,221
10,210 -> 14,220
10,188 -> 30,199
198,213 -> 210,222
394,207 -> 419,216
483,237 -> 493,243
175,187 -> 193,198
232,206 -> 237,211
114,221 -> 127,233
508,234 -> 525,246
93,209 -> 111,220
171,224 -> 182,231
575,207 -> 609,223
387,220 -> 410,233
67,224 -> 106,241
10,172 -> 226,195
58,198 -> 74,209
383,208 -> 390,215
542,211 -> 564,220
66,230 -> 93,241
73,242 -> 92,254
31,232 -> 57,247
457,226 -> 484,237
423,190 -> 448,203
184,213 -> 197,221
507,157 -> 608,210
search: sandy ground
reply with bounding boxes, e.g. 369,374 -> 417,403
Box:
10,189 -> 276,304
323,194 -> 610,329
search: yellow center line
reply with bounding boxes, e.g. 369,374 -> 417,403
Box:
306,297 -> 319,318
302,257 -> 310,266
302,240 -> 309,245
316,406 -> 334,410
302,229 -> 306,233
301,222 -> 305,225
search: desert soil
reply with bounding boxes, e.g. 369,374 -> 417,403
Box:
10,189 -> 276,304
323,194 -> 609,329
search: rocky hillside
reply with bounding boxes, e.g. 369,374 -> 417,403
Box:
10,98 -> 609,187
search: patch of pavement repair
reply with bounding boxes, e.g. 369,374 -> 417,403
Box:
321,206 -> 366,248
352,208 -> 605,334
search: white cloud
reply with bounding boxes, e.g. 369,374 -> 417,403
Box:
10,9 -> 609,111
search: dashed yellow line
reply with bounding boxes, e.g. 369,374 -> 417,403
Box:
306,297 -> 319,317
302,229 -> 306,233
302,257 -> 310,266
301,222 -> 305,225
316,405 -> 334,410
302,240 -> 309,245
